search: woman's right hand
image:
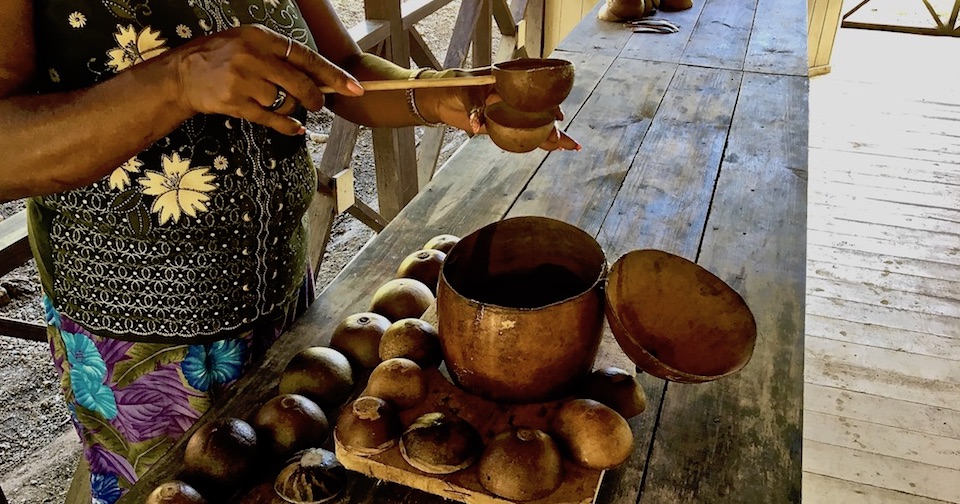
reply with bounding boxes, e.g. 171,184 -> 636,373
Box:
172,24 -> 364,135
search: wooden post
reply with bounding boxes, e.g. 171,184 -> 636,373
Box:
808,0 -> 844,76
524,0 -> 545,58
364,0 -> 420,220
416,0 -> 489,188
473,0 -> 493,67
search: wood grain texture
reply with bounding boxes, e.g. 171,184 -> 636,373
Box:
636,72 -> 807,504
620,3 -> 709,63
803,473 -> 955,504
0,210 -> 32,278
680,0 -> 758,70
742,0 -> 807,76
595,64 -> 743,260
554,1 -> 631,57
804,383 -> 960,440
806,313 -> 960,361
804,440 -> 960,503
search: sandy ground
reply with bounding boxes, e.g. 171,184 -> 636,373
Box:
0,1 -> 470,501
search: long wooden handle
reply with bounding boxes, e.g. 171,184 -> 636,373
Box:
318,75 -> 496,94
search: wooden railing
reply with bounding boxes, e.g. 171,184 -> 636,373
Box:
0,0 -> 547,343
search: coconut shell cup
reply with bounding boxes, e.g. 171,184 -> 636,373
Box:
605,249 -> 757,382
483,102 -> 556,154
492,58 -> 575,113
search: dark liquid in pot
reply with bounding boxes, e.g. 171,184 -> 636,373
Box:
463,264 -> 588,308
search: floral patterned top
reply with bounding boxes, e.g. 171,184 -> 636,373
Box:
28,0 -> 320,342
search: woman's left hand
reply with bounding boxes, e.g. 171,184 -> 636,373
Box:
427,68 -> 582,152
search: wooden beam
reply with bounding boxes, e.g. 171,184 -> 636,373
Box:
348,20 -> 392,51
493,0 -> 518,36
0,210 -> 31,278
473,0 -> 493,68
524,0 -> 545,58
511,0 -> 531,25
373,125 -> 420,221
415,0 -> 487,188
408,26 -> 443,69
308,118 -> 362,271
0,317 -> 46,342
347,200 -> 389,233
401,0 -> 458,30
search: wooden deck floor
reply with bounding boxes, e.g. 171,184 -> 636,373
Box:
804,25 -> 960,504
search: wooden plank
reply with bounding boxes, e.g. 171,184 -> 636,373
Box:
813,0 -> 844,69
511,0 -> 530,25
117,49 -> 613,504
809,147 -> 960,186
637,72 -> 807,504
807,336 -> 960,386
808,276 -> 960,319
807,295 -> 960,342
554,1 -> 629,57
308,118 -> 362,271
807,228 -> 960,268
808,258 -> 960,300
349,20 -> 392,51
804,440 -> 960,503
346,200 -> 388,232
803,473 -> 956,504
808,220 -> 960,257
807,0 -> 829,67
807,242 -> 960,284
680,0 -> 758,70
401,0 -> 458,30
408,27 -> 443,69
743,0 -> 808,76
508,56 -> 674,234
0,210 -> 32,278
809,201 -> 960,233
492,0 -> 518,35
804,410 -> 960,470
595,64 -> 744,260
803,383 -> 960,440
806,313 -> 960,361
373,126 -> 420,220
620,2 -> 709,63
0,317 -> 45,342
473,0 -> 493,67
524,0 -> 546,57
806,336 -> 960,410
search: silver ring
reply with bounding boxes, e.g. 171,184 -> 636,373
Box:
284,38 -> 293,60
268,86 -> 287,111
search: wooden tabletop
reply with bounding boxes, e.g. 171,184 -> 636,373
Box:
120,0 -> 808,501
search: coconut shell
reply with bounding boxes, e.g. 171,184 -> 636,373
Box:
378,318 -> 443,368
369,278 -> 435,322
399,413 -> 483,474
329,312 -> 391,369
478,428 -> 563,501
278,347 -> 354,409
334,396 -> 401,456
183,417 -> 258,489
145,481 -> 207,504
363,358 -> 428,410
553,399 -> 633,470
252,394 -> 330,460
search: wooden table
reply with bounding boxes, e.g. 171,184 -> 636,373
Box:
121,0 -> 808,501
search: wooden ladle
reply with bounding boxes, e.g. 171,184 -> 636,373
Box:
317,58 -> 575,112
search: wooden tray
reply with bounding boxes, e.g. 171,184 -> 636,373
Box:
334,308 -> 636,504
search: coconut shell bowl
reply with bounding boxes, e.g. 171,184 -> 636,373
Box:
436,216 -> 757,404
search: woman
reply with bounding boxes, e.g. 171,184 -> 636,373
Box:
0,0 -> 578,501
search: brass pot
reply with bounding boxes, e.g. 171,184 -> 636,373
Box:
437,217 -> 607,403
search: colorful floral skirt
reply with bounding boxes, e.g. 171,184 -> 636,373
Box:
44,278 -> 314,504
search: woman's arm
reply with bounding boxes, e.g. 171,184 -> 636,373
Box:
296,0 -> 580,151
0,1 -> 361,202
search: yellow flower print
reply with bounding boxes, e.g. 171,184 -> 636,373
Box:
48,68 -> 60,83
109,156 -> 144,190
213,156 -> 228,170
139,153 -> 217,225
176,24 -> 192,39
106,25 -> 169,73
68,12 -> 87,29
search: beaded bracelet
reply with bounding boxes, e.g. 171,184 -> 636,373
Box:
407,68 -> 442,127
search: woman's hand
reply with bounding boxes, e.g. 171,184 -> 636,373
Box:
428,67 -> 582,152
173,24 -> 364,135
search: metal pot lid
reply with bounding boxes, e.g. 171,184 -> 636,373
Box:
603,249 -> 757,383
